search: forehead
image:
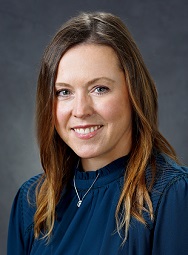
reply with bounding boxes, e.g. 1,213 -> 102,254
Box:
56,43 -> 123,83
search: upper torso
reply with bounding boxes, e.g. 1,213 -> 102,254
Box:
7,154 -> 188,255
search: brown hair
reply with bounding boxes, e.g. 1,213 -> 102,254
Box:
35,12 -> 178,242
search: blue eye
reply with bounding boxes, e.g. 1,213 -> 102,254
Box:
94,86 -> 109,95
56,89 -> 71,97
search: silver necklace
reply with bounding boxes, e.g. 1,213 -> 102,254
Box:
73,173 -> 100,207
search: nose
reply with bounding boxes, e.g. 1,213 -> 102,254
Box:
72,93 -> 94,118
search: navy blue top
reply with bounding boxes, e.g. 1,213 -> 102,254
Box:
7,154 -> 188,255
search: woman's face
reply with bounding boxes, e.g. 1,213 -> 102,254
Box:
55,44 -> 132,171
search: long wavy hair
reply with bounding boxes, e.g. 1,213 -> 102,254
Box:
35,12 -> 178,242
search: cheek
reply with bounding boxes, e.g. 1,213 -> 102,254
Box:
100,95 -> 132,124
54,103 -> 68,128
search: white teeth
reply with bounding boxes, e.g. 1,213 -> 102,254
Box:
79,128 -> 85,134
74,126 -> 101,134
85,128 -> 90,134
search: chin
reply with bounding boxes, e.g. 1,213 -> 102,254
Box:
76,153 -> 95,159
73,149 -> 99,160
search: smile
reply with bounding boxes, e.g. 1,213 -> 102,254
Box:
73,125 -> 102,134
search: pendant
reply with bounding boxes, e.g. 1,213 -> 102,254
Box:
77,200 -> 82,207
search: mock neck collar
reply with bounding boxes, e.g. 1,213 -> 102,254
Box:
73,155 -> 129,190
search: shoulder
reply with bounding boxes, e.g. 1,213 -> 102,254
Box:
148,154 -> 188,216
19,173 -> 43,205
149,156 -> 188,253
153,153 -> 188,192
20,173 -> 43,199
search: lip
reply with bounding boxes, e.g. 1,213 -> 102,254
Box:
71,125 -> 103,139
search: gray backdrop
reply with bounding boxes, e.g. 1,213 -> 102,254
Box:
0,0 -> 187,254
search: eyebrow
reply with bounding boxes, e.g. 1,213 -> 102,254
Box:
55,77 -> 115,87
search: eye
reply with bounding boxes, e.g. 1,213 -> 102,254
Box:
55,89 -> 72,98
93,86 -> 110,95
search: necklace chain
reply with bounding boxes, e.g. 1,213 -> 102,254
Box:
73,173 -> 100,207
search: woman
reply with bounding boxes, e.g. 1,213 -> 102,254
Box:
7,12 -> 188,255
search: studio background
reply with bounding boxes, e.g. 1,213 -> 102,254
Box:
0,0 -> 187,254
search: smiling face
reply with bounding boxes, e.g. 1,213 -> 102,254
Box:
55,44 -> 132,171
